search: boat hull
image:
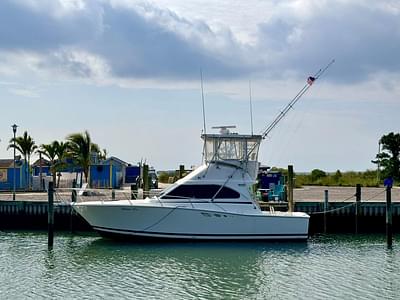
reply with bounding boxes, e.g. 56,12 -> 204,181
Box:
73,202 -> 309,241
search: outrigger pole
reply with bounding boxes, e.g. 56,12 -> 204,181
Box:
260,59 -> 335,139
246,59 -> 335,159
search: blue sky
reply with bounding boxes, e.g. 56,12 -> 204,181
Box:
0,0 -> 399,171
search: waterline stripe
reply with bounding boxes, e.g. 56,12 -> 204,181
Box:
93,226 -> 308,238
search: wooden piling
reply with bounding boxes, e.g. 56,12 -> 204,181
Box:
324,189 -> 329,233
111,190 -> 115,200
143,164 -> 149,195
48,181 -> 54,249
386,185 -> 393,247
355,184 -> 361,234
70,179 -> 77,233
131,184 -> 137,200
71,179 -> 77,203
288,165 -> 294,212
179,165 -> 185,179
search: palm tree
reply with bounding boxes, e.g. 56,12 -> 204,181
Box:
39,141 -> 59,185
99,148 -> 108,160
39,141 -> 71,187
8,131 -> 37,189
55,141 -> 69,187
67,131 -> 99,184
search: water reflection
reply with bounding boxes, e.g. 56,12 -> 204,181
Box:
1,232 -> 399,299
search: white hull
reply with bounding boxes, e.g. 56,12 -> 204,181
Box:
73,200 -> 309,241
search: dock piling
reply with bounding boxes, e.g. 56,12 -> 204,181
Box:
324,190 -> 329,233
70,179 -> 77,233
386,185 -> 393,247
179,165 -> 185,179
71,179 -> 77,203
288,165 -> 294,212
143,164 -> 149,196
131,184 -> 137,200
355,184 -> 361,234
48,181 -> 54,249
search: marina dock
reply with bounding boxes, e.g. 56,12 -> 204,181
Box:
0,186 -> 399,233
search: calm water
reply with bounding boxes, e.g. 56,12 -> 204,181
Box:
0,232 -> 399,299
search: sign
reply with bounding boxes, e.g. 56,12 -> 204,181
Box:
0,169 -> 7,182
384,177 -> 393,188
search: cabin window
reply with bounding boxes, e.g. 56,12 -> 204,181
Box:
162,184 -> 240,199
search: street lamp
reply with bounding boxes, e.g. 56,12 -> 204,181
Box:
12,124 -> 18,201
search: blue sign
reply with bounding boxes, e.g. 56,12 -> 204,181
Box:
384,177 -> 393,188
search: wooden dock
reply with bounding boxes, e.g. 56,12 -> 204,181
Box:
0,186 -> 399,233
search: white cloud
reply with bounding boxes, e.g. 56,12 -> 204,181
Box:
0,0 -> 399,89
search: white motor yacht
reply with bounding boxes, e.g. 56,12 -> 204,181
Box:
73,126 -> 309,240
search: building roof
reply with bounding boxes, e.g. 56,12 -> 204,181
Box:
0,159 -> 14,168
0,156 -> 23,168
103,156 -> 129,166
32,158 -> 51,167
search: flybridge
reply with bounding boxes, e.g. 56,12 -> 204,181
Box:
202,131 -> 262,163
201,126 -> 262,179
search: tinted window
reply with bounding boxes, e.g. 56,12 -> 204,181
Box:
162,184 -> 240,199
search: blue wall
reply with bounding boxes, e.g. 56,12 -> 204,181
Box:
0,166 -> 28,190
33,166 -> 51,176
90,163 -> 124,188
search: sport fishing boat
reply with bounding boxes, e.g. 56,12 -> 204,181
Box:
73,126 -> 309,240
73,60 -> 334,240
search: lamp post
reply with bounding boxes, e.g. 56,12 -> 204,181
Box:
12,124 -> 18,201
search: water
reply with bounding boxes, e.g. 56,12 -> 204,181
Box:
0,232 -> 399,299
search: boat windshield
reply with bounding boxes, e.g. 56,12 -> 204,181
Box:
202,134 -> 261,163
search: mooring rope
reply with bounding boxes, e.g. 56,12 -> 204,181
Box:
360,188 -> 386,203
307,187 -> 387,215
308,202 -> 356,215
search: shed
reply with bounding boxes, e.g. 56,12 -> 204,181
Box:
89,156 -> 129,188
0,156 -> 29,191
32,158 -> 52,176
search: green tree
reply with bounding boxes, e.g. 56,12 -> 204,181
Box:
372,132 -> 400,181
311,169 -> 326,182
39,141 -> 60,185
99,148 -> 107,160
67,131 -> 99,184
39,141 -> 71,187
333,169 -> 342,183
8,131 -> 37,189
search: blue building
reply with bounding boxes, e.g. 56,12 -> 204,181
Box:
32,158 -> 52,176
0,156 -> 29,191
89,156 -> 128,189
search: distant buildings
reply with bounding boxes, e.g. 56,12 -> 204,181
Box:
1,154 -> 147,191
0,156 -> 29,191
89,156 -> 130,189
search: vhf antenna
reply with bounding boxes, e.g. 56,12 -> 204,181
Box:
249,80 -> 254,135
200,69 -> 207,136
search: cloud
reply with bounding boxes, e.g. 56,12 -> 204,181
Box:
0,0 -> 399,83
0,0 -> 253,80
255,1 -> 400,82
9,87 -> 40,98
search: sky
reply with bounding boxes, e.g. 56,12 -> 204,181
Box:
0,0 -> 399,172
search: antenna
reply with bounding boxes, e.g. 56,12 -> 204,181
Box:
200,69 -> 207,136
249,80 -> 254,135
